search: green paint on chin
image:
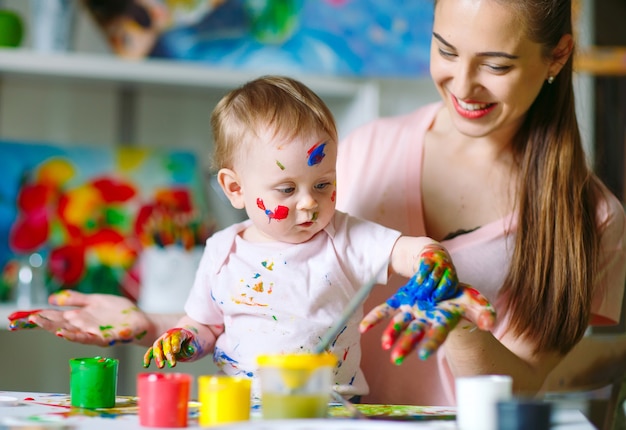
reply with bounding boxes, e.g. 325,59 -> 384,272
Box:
99,325 -> 114,331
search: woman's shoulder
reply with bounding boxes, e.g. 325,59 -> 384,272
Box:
595,180 -> 625,243
343,101 -> 442,141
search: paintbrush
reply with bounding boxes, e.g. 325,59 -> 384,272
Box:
313,260 -> 389,354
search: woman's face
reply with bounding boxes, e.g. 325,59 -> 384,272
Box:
430,0 -> 552,139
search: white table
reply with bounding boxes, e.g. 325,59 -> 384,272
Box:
0,391 -> 596,429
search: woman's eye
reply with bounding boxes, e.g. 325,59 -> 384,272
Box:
486,64 -> 512,73
438,48 -> 457,58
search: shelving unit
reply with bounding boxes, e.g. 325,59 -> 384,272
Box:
0,48 -> 380,146
0,49 -> 372,96
576,47 -> 626,76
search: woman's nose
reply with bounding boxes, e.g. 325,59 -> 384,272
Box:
452,61 -> 479,99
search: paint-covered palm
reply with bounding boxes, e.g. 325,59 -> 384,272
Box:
360,283 -> 496,363
144,327 -> 199,368
400,243 -> 460,305
9,290 -> 151,347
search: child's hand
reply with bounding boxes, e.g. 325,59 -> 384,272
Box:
144,328 -> 198,368
360,283 -> 496,363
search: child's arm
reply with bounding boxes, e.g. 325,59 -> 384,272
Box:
143,315 -> 224,369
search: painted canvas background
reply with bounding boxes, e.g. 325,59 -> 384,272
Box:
84,0 -> 434,78
0,141 -> 211,302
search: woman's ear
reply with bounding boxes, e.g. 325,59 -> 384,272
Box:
548,33 -> 574,78
217,168 -> 245,209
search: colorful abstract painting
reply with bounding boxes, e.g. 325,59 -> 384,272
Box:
0,140 -> 211,302
85,0 -> 434,78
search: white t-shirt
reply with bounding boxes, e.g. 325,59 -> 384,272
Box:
185,210 -> 402,397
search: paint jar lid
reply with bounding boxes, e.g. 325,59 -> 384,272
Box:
257,352 -> 337,369
497,398 -> 552,430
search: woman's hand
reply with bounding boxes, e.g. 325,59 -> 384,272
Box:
144,328 -> 199,368
8,290 -> 152,346
410,243 -> 460,304
360,283 -> 496,363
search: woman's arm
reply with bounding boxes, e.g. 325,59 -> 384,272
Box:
443,322 -> 563,396
541,333 -> 626,393
9,290 -> 181,347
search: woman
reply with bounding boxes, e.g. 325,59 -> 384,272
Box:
12,0 -> 626,406
339,0 -> 625,406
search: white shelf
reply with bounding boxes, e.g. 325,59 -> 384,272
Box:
0,48 -> 369,98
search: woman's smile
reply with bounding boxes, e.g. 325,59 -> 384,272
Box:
452,95 -> 496,119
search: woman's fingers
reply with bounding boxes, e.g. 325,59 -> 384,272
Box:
359,303 -> 396,333
381,310 -> 415,350
448,283 -> 497,330
47,290 -> 88,307
390,318 -> 427,364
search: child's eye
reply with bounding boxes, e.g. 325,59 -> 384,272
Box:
314,182 -> 331,191
277,187 -> 295,194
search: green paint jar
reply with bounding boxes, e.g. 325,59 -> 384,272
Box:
69,356 -> 118,409
0,9 -> 24,48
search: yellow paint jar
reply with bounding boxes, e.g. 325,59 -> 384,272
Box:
256,352 -> 337,419
198,375 -> 251,426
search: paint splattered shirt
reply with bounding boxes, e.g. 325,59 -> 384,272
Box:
184,210 -> 402,398
337,101 -> 626,406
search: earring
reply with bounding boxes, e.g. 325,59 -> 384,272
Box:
547,76 -> 555,84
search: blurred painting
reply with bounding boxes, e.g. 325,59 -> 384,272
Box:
0,140 -> 211,302
82,0 -> 434,77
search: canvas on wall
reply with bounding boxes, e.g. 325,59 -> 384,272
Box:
0,140 -> 212,302
82,0 -> 434,77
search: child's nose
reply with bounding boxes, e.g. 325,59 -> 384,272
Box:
297,193 -> 318,210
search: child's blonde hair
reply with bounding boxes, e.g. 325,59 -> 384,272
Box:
210,75 -> 338,170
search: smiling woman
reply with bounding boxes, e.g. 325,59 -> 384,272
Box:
338,0 -> 626,406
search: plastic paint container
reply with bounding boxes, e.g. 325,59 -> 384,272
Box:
198,375 -> 252,426
137,372 -> 192,428
497,398 -> 552,430
456,374 -> 513,430
69,356 -> 118,409
257,352 -> 337,419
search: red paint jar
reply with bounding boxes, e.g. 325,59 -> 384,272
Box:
137,372 -> 192,428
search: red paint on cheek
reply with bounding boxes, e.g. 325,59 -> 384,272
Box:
256,198 -> 266,211
273,206 -> 289,220
331,190 -> 336,202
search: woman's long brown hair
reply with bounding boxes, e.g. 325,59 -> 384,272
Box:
504,0 -> 601,354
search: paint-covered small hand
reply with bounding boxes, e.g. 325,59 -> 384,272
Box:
360,283 -> 496,363
8,290 -> 150,346
144,328 -> 199,369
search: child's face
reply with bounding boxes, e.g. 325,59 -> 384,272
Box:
236,129 -> 337,244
